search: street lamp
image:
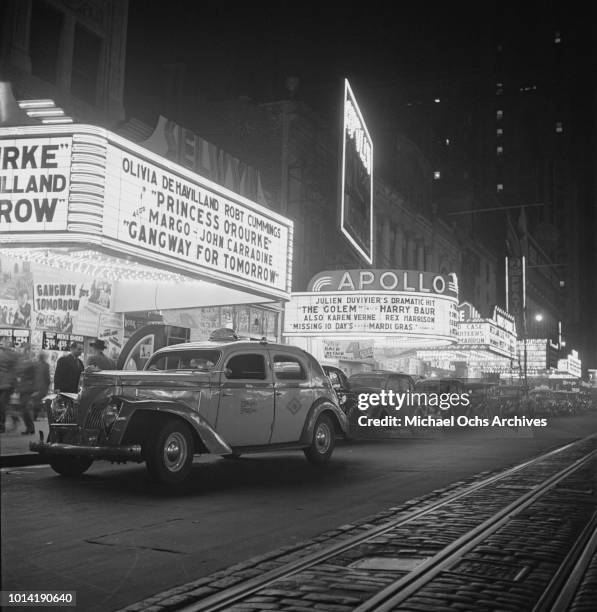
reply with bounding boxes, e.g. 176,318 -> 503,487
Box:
523,309 -> 544,395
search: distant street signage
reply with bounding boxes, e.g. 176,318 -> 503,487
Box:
0,125 -> 293,302
0,328 -> 30,347
506,256 -> 525,332
557,350 -> 582,378
456,305 -> 516,358
42,332 -> 84,351
340,79 -> 373,264
323,340 -> 373,361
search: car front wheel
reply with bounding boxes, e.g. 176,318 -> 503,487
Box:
304,414 -> 335,465
49,456 -> 93,477
146,420 -> 194,485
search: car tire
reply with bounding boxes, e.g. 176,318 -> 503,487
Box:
146,420 -> 194,485
304,413 -> 335,465
49,456 -> 93,477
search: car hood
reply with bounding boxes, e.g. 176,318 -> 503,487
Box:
83,370 -> 214,388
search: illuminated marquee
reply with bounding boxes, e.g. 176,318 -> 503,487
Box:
340,79 -> 373,264
308,269 -> 458,297
284,291 -> 458,342
0,137 -> 72,231
456,306 -> 516,359
0,125 -> 293,301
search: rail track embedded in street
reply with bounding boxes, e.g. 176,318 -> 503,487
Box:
161,434 -> 597,612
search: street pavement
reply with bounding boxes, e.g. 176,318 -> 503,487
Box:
1,413 -> 596,611
0,417 -> 49,466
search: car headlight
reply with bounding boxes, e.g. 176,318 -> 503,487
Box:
103,399 -> 122,431
50,395 -> 74,423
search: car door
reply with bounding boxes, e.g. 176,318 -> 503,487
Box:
270,352 -> 314,444
216,349 -> 274,446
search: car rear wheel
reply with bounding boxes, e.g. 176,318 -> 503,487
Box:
49,456 -> 93,477
304,414 -> 335,465
146,420 -> 194,485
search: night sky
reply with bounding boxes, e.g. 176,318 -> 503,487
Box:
124,1 -> 590,138
124,0 -> 502,124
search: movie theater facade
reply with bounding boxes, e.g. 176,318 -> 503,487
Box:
0,123 -> 293,371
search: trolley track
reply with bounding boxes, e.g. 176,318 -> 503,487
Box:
355,449 -> 596,611
175,434 -> 597,612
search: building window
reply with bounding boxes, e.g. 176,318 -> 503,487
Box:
497,146 -> 503,155
497,183 -> 504,192
496,82 -> 504,95
434,171 -> 441,180
497,128 -> 503,137
445,138 -> 450,146
29,2 -> 63,83
71,24 -> 102,104
496,110 -> 503,120
434,98 -> 441,103
556,121 -> 564,133
554,31 -> 562,44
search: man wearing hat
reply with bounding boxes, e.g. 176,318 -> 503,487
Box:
54,341 -> 84,393
86,339 -> 115,371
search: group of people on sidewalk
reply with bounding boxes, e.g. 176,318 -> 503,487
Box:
0,338 -> 115,435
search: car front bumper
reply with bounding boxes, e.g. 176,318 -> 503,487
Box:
30,441 -> 143,460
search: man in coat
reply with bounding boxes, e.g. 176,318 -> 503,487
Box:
86,339 -> 115,371
53,342 -> 84,393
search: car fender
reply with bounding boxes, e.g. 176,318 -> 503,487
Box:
299,398 -> 349,445
118,398 -> 232,455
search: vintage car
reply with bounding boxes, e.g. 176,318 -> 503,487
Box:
344,370 -> 415,429
414,377 -> 468,418
31,339 -> 349,485
322,365 -> 352,414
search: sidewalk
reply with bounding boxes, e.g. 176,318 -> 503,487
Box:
0,417 -> 49,467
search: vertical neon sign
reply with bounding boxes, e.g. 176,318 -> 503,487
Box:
340,78 -> 373,265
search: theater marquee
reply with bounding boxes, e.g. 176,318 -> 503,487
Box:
0,125 -> 293,301
284,269 -> 459,344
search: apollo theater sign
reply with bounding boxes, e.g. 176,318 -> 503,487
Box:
284,269 -> 459,345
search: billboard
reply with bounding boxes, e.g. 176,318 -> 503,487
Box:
340,79 -> 373,264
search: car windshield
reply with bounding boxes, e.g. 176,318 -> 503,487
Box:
145,350 -> 221,371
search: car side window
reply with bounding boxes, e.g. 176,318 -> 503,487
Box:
273,355 -> 306,381
225,353 -> 267,380
327,370 -> 340,386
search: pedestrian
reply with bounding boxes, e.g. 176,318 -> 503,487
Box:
53,341 -> 84,393
16,343 -> 37,435
86,339 -> 115,371
0,337 -> 19,433
33,351 -> 51,420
